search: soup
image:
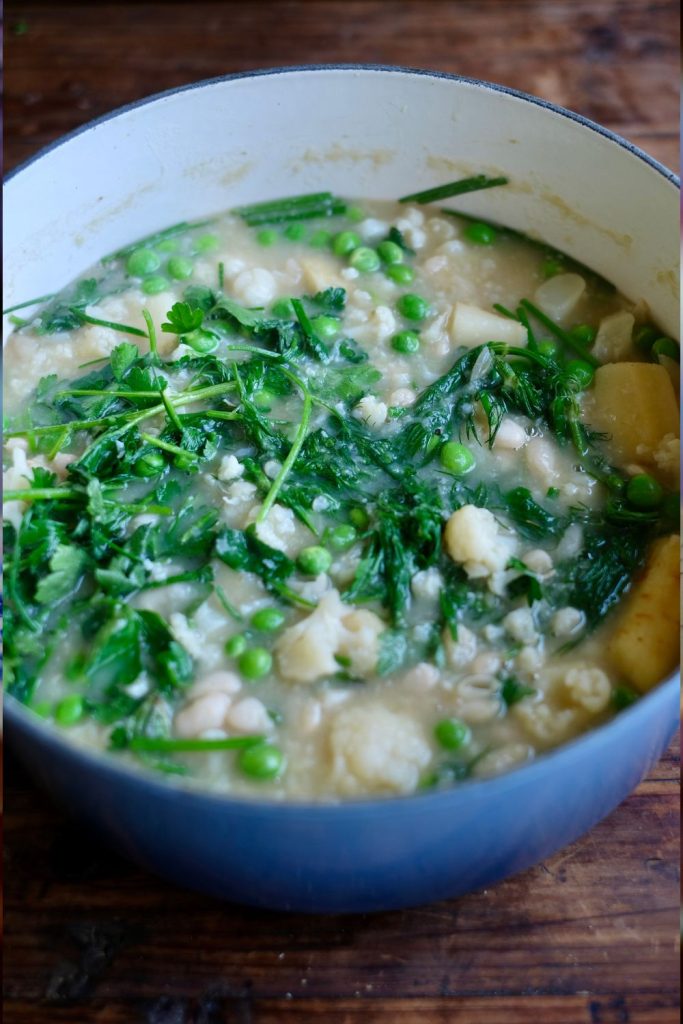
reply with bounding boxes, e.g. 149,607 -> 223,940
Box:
4,183 -> 680,800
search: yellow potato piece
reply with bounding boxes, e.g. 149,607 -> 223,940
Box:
608,534 -> 680,692
585,362 -> 679,469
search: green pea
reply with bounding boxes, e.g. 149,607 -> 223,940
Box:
310,315 -> 341,340
377,240 -> 404,265
569,323 -> 597,346
464,221 -> 497,245
565,358 -> 595,391
297,545 -> 333,575
126,247 -> 161,277
239,742 -> 284,780
251,608 -> 286,632
133,451 -> 165,477
55,694 -> 85,727
194,233 -> 219,252
238,647 -> 273,680
309,229 -> 332,248
225,634 -> 248,658
652,337 -> 680,362
391,330 -> 420,355
284,223 -> 306,241
271,297 -> 295,318
166,256 -> 194,280
32,701 -> 52,719
634,324 -> 659,354
156,239 -> 178,253
346,205 -> 365,222
253,389 -> 275,410
184,329 -> 218,354
327,524 -> 357,551
626,473 -> 664,509
142,275 -> 169,295
434,717 -> 471,751
397,293 -> 430,321
386,264 -> 415,285
257,228 -> 278,247
537,339 -> 559,359
332,230 -> 362,256
612,685 -> 639,710
348,246 -> 381,273
541,257 -> 563,278
440,441 -> 475,476
348,506 -> 370,530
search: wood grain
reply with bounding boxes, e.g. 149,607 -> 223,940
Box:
3,1 -> 680,1022
4,0 -> 679,173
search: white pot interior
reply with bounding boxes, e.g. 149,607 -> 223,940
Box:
4,68 -> 679,335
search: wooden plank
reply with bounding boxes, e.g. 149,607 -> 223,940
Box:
3,2 -> 680,1021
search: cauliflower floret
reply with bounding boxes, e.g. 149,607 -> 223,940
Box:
411,567 -> 443,600
275,589 -> 384,684
503,607 -> 539,644
442,624 -> 477,669
513,701 -> 579,748
232,267 -> 277,306
561,666 -> 611,713
444,504 -> 517,577
472,743 -> 533,778
336,608 -> 384,676
217,455 -> 244,482
328,704 -> 431,795
353,395 -> 388,429
246,503 -> 297,554
522,549 -> 554,577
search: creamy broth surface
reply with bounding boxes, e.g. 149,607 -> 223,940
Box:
4,193 -> 680,799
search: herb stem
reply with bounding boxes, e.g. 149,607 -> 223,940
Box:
520,300 -> 600,367
4,488 -> 80,502
256,372 -> 313,524
140,432 -> 195,458
400,175 -> 508,205
129,735 -> 264,753
71,309 -> 148,338
3,292 -> 57,314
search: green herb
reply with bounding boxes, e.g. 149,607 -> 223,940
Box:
501,676 -> 537,706
235,192 -> 346,226
399,175 -> 508,205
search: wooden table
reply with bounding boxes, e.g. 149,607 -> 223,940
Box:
4,2 -> 680,1022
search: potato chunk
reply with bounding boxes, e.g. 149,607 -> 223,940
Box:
608,534 -> 680,692
584,363 -> 679,470
449,302 -> 527,348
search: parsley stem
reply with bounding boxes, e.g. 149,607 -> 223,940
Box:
140,432 -> 195,458
57,389 -> 164,398
129,735 -> 264,753
4,488 -> 79,501
256,372 -> 312,524
71,309 -> 148,338
3,291 -> 57,314
142,308 -> 158,359
8,507 -> 39,631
